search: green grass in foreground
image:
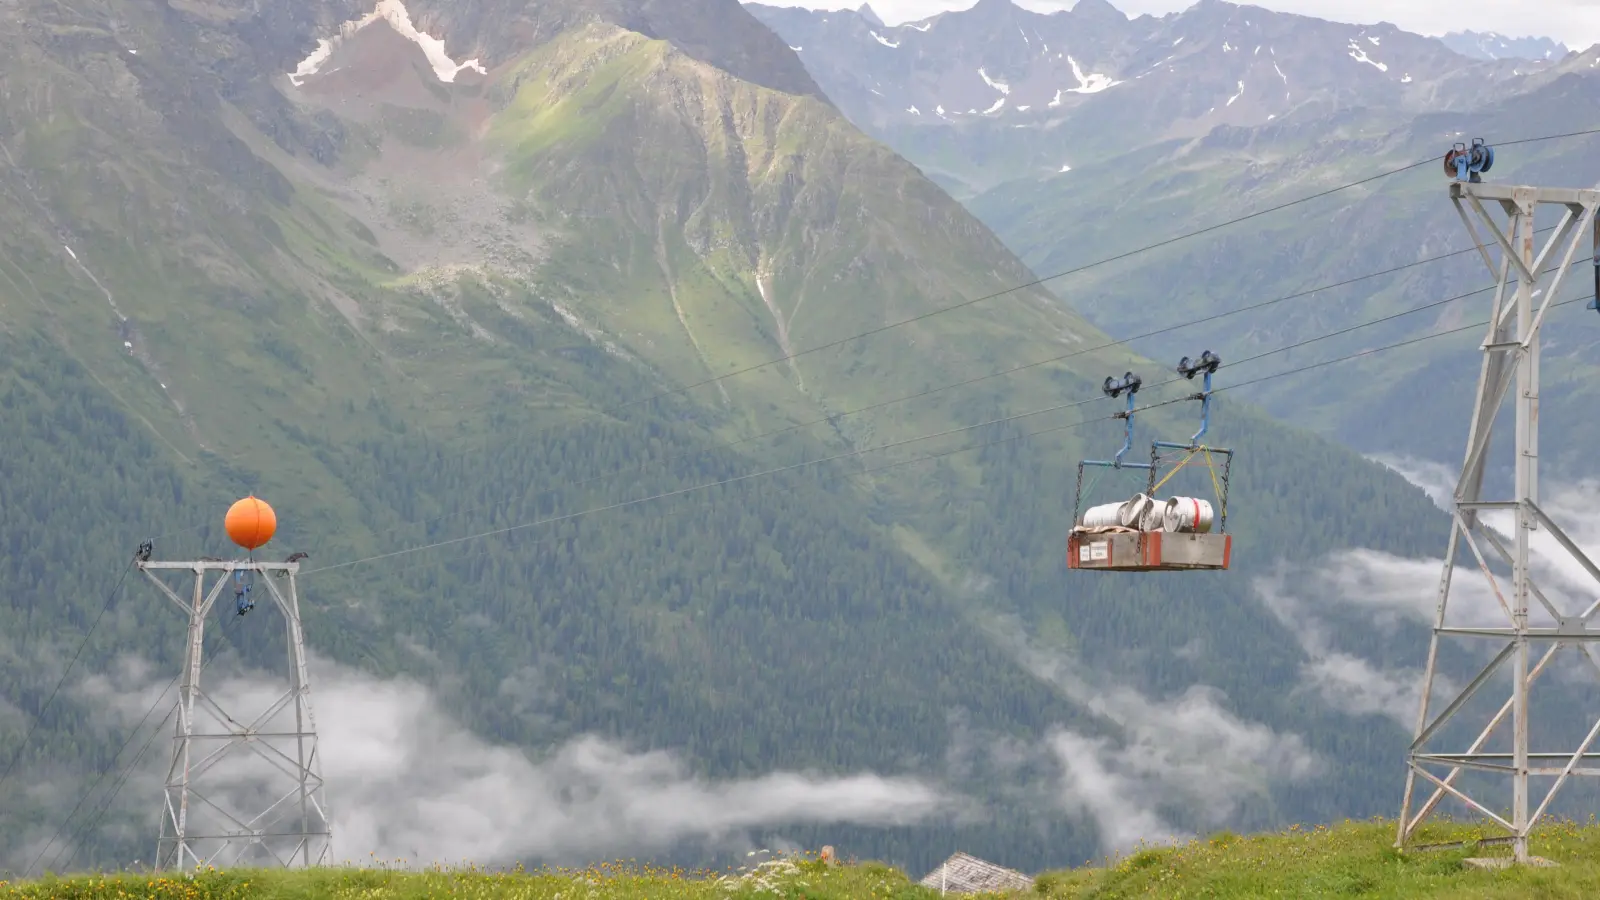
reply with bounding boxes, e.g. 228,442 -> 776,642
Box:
13,819 -> 1600,899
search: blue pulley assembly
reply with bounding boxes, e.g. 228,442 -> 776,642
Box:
1444,138 -> 1494,183
1176,350 -> 1221,379
1102,372 -> 1142,398
1175,351 -> 1221,444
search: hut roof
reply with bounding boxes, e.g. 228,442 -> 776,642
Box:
917,852 -> 1034,894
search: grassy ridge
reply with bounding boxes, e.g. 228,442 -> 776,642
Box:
17,821 -> 1600,899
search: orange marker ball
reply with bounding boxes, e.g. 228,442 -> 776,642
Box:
225,495 -> 277,551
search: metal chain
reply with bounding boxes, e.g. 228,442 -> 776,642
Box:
1071,461 -> 1085,527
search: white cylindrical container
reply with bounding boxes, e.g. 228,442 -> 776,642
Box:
1162,496 -> 1214,533
1139,502 -> 1165,532
1118,493 -> 1155,529
1081,502 -> 1124,529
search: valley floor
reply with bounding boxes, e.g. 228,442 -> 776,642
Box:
12,820 -> 1600,899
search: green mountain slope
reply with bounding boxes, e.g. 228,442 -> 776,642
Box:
0,0 -> 1471,878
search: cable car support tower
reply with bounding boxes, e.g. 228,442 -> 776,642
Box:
1395,141 -> 1600,864
135,504 -> 330,871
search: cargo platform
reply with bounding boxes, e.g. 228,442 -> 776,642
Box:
1068,529 -> 1232,571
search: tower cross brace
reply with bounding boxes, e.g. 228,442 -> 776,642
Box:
137,559 -> 331,871
1396,182 -> 1600,864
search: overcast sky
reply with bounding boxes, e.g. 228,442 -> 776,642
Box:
768,0 -> 1600,51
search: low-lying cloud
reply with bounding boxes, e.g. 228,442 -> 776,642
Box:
316,668 -> 957,865
1254,455 -> 1600,726
69,656 -> 962,869
1372,454 -> 1600,604
1253,554 -> 1458,726
1295,653 -> 1427,724
984,618 -> 1320,854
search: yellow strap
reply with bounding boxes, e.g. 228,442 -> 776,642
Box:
1203,448 -> 1226,517
1150,449 -> 1198,493
1153,447 -> 1228,521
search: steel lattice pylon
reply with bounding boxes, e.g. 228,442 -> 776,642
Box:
1396,181 -> 1600,864
137,560 -> 331,871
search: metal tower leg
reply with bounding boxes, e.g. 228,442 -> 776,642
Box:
138,559 -> 332,871
1396,183 -> 1600,863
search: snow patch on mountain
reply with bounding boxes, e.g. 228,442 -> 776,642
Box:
1065,56 -> 1121,93
1347,40 -> 1388,72
290,40 -> 335,85
288,0 -> 486,85
979,67 -> 1011,94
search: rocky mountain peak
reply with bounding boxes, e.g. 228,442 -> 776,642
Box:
320,0 -> 833,103
1437,30 -> 1569,61
966,0 -> 1022,19
610,0 -> 831,100
1070,0 -> 1127,25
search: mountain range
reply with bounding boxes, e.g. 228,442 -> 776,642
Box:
0,0 -> 1592,881
747,1 -> 1579,196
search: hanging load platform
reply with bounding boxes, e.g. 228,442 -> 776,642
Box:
1068,529 -> 1231,571
1067,354 -> 1234,572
